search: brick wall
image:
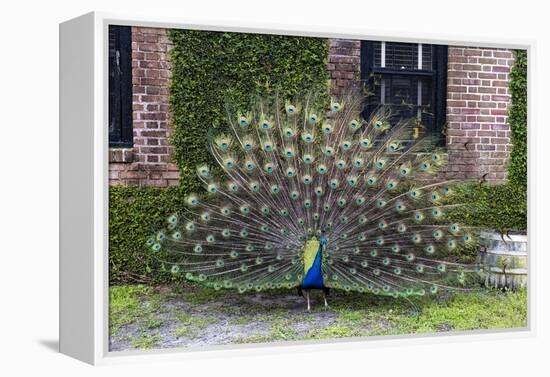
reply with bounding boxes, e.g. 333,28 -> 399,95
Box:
444,47 -> 514,182
109,27 -> 179,186
109,32 -> 515,187
327,39 -> 361,96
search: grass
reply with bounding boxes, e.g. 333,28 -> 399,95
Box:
130,334 -> 161,349
109,284 -> 528,350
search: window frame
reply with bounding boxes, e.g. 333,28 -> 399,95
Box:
360,41 -> 448,143
108,25 -> 133,149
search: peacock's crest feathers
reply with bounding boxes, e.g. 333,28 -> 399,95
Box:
146,90 -> 477,296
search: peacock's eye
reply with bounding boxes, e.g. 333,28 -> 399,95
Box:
239,116 -> 249,127
308,114 -> 318,124
303,155 -> 314,164
286,167 -> 295,177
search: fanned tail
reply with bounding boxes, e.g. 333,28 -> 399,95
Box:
145,88 -> 480,295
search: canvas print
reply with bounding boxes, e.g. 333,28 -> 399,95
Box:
108,25 -> 527,352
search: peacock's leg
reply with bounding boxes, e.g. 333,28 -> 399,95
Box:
322,287 -> 330,310
306,290 -> 311,312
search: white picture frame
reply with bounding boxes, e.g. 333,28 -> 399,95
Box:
59,11 -> 535,365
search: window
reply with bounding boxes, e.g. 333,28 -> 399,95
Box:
109,25 -> 133,148
360,41 -> 447,142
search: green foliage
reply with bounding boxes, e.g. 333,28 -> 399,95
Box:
447,182 -> 527,232
168,29 -> 330,191
508,50 -> 528,188
109,31 -> 330,284
109,186 -> 187,283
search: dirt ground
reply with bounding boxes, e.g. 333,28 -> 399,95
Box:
109,284 -> 527,352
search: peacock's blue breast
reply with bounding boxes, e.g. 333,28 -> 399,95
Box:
301,246 -> 324,289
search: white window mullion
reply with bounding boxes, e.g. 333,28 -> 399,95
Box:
417,43 -> 423,70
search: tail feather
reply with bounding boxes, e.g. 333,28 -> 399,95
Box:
145,89 -> 479,296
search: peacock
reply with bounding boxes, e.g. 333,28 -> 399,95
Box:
145,89 -> 477,311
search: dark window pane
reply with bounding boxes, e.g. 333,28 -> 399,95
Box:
421,45 -> 433,70
108,25 -> 133,148
361,40 -> 446,142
